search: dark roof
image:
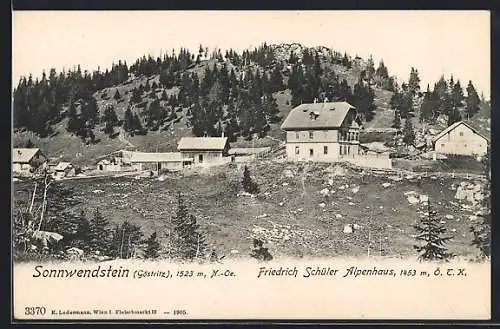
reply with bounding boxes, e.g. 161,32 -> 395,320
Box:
433,121 -> 490,143
280,102 -> 355,130
177,137 -> 228,151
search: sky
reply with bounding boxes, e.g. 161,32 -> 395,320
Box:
12,10 -> 491,98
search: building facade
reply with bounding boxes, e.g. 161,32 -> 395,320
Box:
177,137 -> 229,165
12,148 -> 47,176
281,101 -> 361,162
433,121 -> 489,156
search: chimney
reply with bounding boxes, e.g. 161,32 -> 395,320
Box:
314,98 -> 317,104
221,131 -> 225,138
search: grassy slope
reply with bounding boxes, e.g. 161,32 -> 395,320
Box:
13,160 -> 484,260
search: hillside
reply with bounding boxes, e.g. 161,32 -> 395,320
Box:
13,160 -> 487,259
13,43 -> 490,166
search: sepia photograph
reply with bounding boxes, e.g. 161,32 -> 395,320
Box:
11,10 -> 491,321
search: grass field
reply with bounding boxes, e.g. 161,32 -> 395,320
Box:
13,159 -> 486,261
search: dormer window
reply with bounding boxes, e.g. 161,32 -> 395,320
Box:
295,131 -> 300,139
309,131 -> 314,139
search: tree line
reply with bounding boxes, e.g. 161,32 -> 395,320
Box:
13,43 -> 402,143
390,69 -> 483,130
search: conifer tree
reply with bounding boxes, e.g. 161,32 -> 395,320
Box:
392,110 -> 401,129
123,106 -> 134,134
242,165 -> 259,194
88,208 -> 112,254
466,81 -> 481,118
102,105 -> 119,136
413,201 -> 454,262
66,102 -> 81,134
170,193 -> 207,260
402,118 -> 415,146
447,107 -> 462,126
408,67 -> 421,96
109,221 -> 144,259
161,90 -> 168,101
113,89 -> 121,101
144,232 -> 161,259
365,55 -> 375,83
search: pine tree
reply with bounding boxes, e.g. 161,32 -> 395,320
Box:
392,110 -> 401,129
161,90 -> 168,101
242,165 -> 259,194
109,221 -> 144,259
413,201 -> 454,262
88,208 -> 112,254
451,80 -> 464,110
170,193 -> 207,260
402,118 -> 415,146
365,55 -> 375,83
130,87 -> 142,104
66,102 -> 81,134
144,232 -> 161,259
419,85 -> 438,123
113,89 -> 121,101
465,81 -> 481,119
408,67 -> 421,96
447,107 -> 462,126
123,107 -> 134,134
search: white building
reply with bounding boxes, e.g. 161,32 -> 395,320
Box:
177,137 -> 229,165
280,101 -> 362,161
433,121 -> 489,156
12,148 -> 47,176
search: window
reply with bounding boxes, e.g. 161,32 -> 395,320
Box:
295,131 -> 300,139
324,146 -> 328,155
295,146 -> 300,155
198,154 -> 203,163
441,143 -> 445,148
459,132 -> 464,137
309,131 -> 314,139
347,146 -> 351,154
309,149 -> 314,156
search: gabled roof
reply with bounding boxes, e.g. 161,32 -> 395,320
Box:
177,137 -> 228,151
280,101 -> 355,130
433,121 -> 490,143
12,148 -> 41,163
54,162 -> 73,171
121,151 -> 189,163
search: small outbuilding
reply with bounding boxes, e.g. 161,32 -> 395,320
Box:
177,137 -> 229,165
12,148 -> 47,176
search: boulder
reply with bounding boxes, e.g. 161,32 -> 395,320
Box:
445,214 -> 454,220
32,231 -> 64,249
318,203 -> 326,208
351,186 -> 360,194
343,224 -> 353,234
419,195 -> 429,203
335,214 -> 343,219
66,247 -> 84,258
319,188 -> 330,197
407,196 -> 420,205
382,182 -> 391,188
